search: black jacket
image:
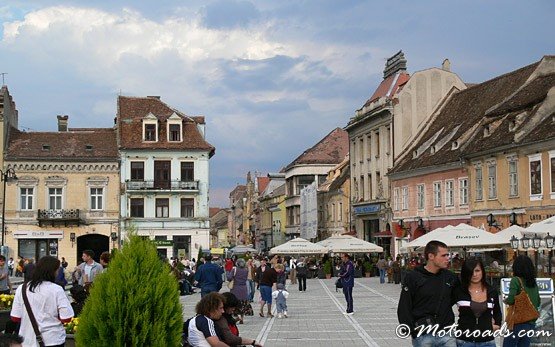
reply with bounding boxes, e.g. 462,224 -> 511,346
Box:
453,285 -> 502,342
397,265 -> 459,337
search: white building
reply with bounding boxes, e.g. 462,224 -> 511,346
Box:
117,96 -> 215,259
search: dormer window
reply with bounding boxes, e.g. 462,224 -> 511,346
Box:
42,145 -> 51,151
142,113 -> 158,142
167,113 -> 182,142
483,124 -> 490,137
144,124 -> 156,141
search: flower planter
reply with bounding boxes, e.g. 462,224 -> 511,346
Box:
66,334 -> 76,347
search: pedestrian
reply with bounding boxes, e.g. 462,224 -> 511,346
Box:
397,240 -> 458,347
254,257 -> 269,291
454,257 -> 501,347
296,257 -> 308,292
99,251 -> 111,271
339,253 -> 355,315
387,257 -> 394,283
0,256 -> 12,294
54,262 -> 67,289
15,258 -> 24,277
60,257 -> 68,269
74,250 -> 103,286
502,255 -> 540,347
289,257 -> 297,285
11,256 -> 74,347
258,263 -> 282,318
185,292 -> 227,346
194,254 -> 224,297
22,259 -> 35,283
376,256 -> 387,284
7,257 -> 14,277
215,292 -> 263,347
392,256 -> 401,284
272,283 -> 289,318
227,258 -> 252,323
246,258 -> 256,302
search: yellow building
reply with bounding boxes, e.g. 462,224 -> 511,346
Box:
257,174 -> 286,251
3,114 -> 120,268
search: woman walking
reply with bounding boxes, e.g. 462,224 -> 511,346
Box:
503,255 -> 540,347
11,256 -> 74,347
454,257 -> 501,347
227,258 -> 252,323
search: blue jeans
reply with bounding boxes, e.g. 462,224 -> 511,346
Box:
502,323 -> 535,347
342,286 -> 353,313
379,268 -> 386,283
247,279 -> 255,301
413,334 -> 456,347
456,339 -> 496,347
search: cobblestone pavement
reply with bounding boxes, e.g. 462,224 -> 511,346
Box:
180,277 -> 412,347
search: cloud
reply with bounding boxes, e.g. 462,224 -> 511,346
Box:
200,0 -> 260,29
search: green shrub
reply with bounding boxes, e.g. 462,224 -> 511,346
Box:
76,233 -> 182,347
323,259 -> 332,274
363,261 -> 373,273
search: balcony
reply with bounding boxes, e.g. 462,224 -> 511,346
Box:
125,180 -> 199,192
38,209 -> 82,227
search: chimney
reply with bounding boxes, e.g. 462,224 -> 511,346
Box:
442,59 -> 451,72
57,115 -> 69,132
383,50 -> 407,79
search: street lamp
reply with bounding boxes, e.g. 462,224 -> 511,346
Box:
1,168 -> 17,248
532,233 -> 542,273
545,233 -> 554,276
520,234 -> 530,249
510,235 -> 520,251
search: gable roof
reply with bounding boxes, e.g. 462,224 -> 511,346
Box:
257,176 -> 270,194
6,127 -> 118,161
391,60 -> 541,175
362,72 -> 410,108
284,128 -> 349,170
117,96 -> 215,156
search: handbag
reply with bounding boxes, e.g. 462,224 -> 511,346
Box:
505,277 -> 539,330
227,268 -> 236,290
22,282 -> 46,347
335,278 -> 343,290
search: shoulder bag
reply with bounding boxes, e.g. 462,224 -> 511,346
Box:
505,277 -> 539,330
227,268 -> 236,289
22,282 -> 46,347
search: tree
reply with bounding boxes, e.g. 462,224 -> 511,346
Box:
76,233 -> 182,347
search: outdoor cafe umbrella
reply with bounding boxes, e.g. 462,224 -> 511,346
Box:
525,215 -> 555,236
228,245 -> 258,254
405,223 -> 507,249
318,234 -> 383,253
269,237 -> 328,255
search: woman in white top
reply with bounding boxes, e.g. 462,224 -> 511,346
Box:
11,256 -> 74,347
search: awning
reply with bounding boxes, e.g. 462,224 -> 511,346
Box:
210,248 -> 225,255
373,230 -> 392,238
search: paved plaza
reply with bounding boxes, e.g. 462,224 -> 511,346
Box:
180,277 -> 411,347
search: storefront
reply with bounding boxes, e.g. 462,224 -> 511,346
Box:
13,230 -> 63,260
353,203 -> 382,242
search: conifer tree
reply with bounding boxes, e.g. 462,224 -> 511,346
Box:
76,233 -> 182,347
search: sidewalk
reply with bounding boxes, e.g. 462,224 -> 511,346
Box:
180,277 -> 411,347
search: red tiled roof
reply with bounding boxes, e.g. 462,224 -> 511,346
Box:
117,96 -> 215,156
284,128 -> 349,170
6,127 -> 118,160
257,177 -> 270,194
363,72 -> 410,107
209,207 -> 221,218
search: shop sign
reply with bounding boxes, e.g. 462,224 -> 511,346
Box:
13,230 -> 64,239
153,240 -> 173,247
353,204 -> 381,215
501,278 -> 553,295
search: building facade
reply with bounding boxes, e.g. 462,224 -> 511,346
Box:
257,173 -> 286,251
117,96 -> 214,260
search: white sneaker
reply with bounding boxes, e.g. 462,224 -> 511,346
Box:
278,313 -> 282,319
284,311 -> 288,318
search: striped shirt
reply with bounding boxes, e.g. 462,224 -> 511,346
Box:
188,315 -> 220,347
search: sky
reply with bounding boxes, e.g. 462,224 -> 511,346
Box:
1,1 -> 554,208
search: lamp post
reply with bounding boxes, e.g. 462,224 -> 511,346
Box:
545,233 -> 554,276
531,233 -> 542,274
1,168 -> 17,249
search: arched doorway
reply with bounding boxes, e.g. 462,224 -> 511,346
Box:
76,234 -> 109,264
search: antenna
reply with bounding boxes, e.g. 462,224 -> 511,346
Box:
0,73 -> 7,86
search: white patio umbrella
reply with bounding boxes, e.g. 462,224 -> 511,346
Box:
525,215 -> 555,236
269,237 -> 328,255
318,235 -> 383,253
228,245 -> 258,254
405,223 -> 507,249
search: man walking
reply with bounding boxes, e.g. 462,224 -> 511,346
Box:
194,254 -> 224,297
377,256 -> 387,284
397,240 -> 458,347
75,250 -> 103,286
0,256 -> 12,294
339,253 -> 354,315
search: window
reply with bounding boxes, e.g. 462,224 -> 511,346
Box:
368,173 -> 373,199
181,198 -> 194,218
331,203 -> 335,222
130,198 -> 144,217
48,188 -> 63,210
488,163 -> 497,199
375,131 -> 380,158
529,156 -> 542,196
367,135 -> 372,161
358,138 -> 364,162
130,162 -> 144,180
20,188 -> 34,210
296,175 -> 314,195
445,180 -> 454,206
287,207 -> 295,226
156,198 -> 169,218
551,155 -> 555,195
509,160 -> 518,197
181,162 -> 194,181
393,188 -> 400,211
338,202 -> 342,221
402,186 -> 408,210
417,184 -> 425,210
459,178 -> 468,205
90,188 -> 103,210
144,124 -> 156,141
475,166 -> 483,200
433,182 -> 441,208
360,175 -> 365,200
169,124 -> 181,141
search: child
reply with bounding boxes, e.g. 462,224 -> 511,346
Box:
272,283 -> 289,318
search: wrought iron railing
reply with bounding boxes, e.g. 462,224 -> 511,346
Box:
37,209 -> 81,226
125,180 -> 199,191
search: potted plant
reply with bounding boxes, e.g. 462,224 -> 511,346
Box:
76,231 -> 183,346
323,259 -> 332,279
363,261 -> 373,277
64,317 -> 79,347
0,293 -> 14,331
